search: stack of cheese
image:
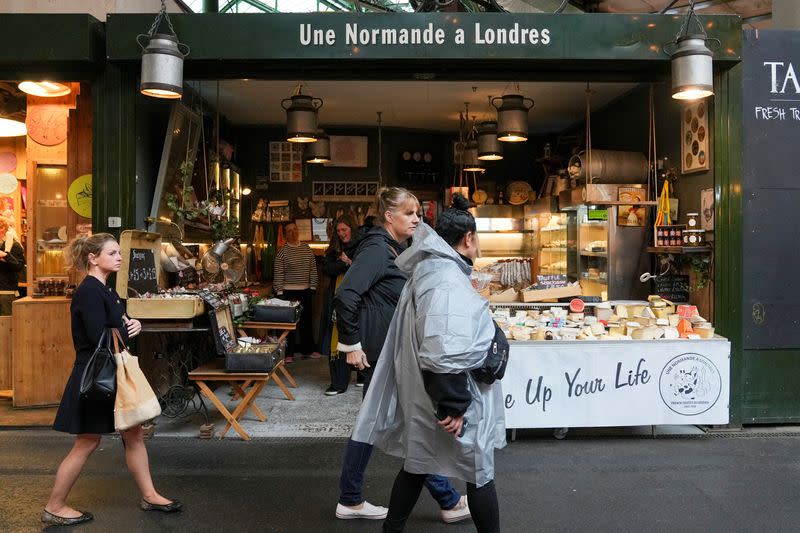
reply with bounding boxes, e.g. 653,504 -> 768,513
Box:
607,297 -> 714,341
490,297 -> 715,342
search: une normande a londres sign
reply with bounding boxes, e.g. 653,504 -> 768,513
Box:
299,21 -> 552,47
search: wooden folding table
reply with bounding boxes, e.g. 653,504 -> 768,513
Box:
188,358 -> 293,441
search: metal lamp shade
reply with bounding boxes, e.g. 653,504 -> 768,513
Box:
477,120 -> 503,161
493,94 -> 534,142
671,35 -> 714,100
463,140 -> 485,172
282,94 -> 322,143
0,117 -> 26,137
305,130 -> 330,163
140,34 -> 186,99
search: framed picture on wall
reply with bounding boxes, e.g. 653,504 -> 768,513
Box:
701,187 -> 714,231
681,101 -> 709,174
325,136 -> 368,168
269,141 -> 303,182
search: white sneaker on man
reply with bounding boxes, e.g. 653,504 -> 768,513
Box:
335,501 -> 388,520
440,495 -> 471,523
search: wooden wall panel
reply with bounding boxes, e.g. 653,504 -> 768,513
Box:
0,316 -> 12,390
12,297 -> 72,407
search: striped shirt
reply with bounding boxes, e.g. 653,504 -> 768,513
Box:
273,242 -> 318,294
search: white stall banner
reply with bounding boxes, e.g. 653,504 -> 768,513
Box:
502,340 -> 730,428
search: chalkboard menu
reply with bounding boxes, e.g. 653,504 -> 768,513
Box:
127,248 -> 158,296
742,29 -> 800,349
654,275 -> 689,304
535,274 -> 568,290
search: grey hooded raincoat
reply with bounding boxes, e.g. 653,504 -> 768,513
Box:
351,223 -> 506,487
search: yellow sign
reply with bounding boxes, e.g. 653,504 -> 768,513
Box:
68,174 -> 92,219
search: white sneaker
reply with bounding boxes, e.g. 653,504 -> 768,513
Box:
335,501 -> 388,520
440,495 -> 471,523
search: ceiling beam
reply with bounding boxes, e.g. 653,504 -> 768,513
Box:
664,0 -> 734,14
742,13 -> 772,25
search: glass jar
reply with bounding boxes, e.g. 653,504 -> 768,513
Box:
686,212 -> 699,229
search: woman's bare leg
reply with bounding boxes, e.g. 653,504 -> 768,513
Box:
120,425 -> 171,505
45,434 -> 101,517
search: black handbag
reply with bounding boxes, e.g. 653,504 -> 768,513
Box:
79,329 -> 118,401
471,321 -> 509,385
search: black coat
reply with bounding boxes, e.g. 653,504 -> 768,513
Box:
53,276 -> 129,435
333,226 -> 407,364
0,241 -> 25,291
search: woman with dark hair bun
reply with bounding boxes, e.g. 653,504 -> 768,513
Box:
352,194 -> 505,532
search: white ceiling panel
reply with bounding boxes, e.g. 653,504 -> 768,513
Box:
195,80 -> 637,133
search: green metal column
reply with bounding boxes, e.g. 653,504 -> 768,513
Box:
92,62 -> 137,237
713,64 -> 744,427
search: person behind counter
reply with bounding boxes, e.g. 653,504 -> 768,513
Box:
318,215 -> 366,395
0,217 -> 25,315
333,187 -> 470,524
352,194 -> 504,532
43,233 -> 181,527
273,220 -> 318,362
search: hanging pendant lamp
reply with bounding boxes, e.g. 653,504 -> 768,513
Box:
305,130 -> 330,163
670,35 -> 714,100
477,120 -> 503,161
463,137 -> 485,173
282,85 -> 322,143
492,93 -> 534,142
665,0 -> 716,100
18,81 -> 71,98
0,117 -> 26,137
138,0 -> 190,99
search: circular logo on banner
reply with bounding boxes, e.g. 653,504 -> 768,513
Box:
68,174 -> 93,219
659,353 -> 722,416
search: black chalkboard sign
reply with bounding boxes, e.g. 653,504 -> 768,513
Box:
742,29 -> 800,349
536,274 -> 568,290
127,248 -> 158,296
654,274 -> 689,304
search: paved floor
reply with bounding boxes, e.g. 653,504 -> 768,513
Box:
3,358 -> 800,532
2,430 -> 800,533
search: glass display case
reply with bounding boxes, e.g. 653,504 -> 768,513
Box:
534,211 -> 568,277
562,203 -> 648,300
470,204 -> 535,292
32,164 -> 69,280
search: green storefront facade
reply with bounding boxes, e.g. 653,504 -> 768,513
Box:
1,11 -> 793,425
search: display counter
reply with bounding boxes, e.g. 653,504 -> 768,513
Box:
502,337 -> 730,429
12,296 -> 73,407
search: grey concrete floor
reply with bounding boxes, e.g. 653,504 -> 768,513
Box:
2,430 -> 800,533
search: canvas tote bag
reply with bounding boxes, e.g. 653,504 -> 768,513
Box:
112,329 -> 162,431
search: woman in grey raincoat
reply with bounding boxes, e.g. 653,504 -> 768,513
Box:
352,195 -> 506,532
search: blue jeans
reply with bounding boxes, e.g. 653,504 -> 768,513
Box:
338,439 -> 460,509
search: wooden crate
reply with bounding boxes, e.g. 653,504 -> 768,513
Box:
126,297 -> 205,319
520,284 -> 582,302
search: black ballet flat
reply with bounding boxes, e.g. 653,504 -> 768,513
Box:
41,509 -> 94,526
140,498 -> 183,513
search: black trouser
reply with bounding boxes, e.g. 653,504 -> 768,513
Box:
329,352 -> 351,392
383,469 -> 500,533
330,354 -> 366,392
283,289 -> 314,355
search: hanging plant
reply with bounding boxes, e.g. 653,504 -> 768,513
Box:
678,253 -> 712,291
165,159 -> 208,221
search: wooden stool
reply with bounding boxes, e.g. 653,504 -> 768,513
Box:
188,358 -> 292,441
